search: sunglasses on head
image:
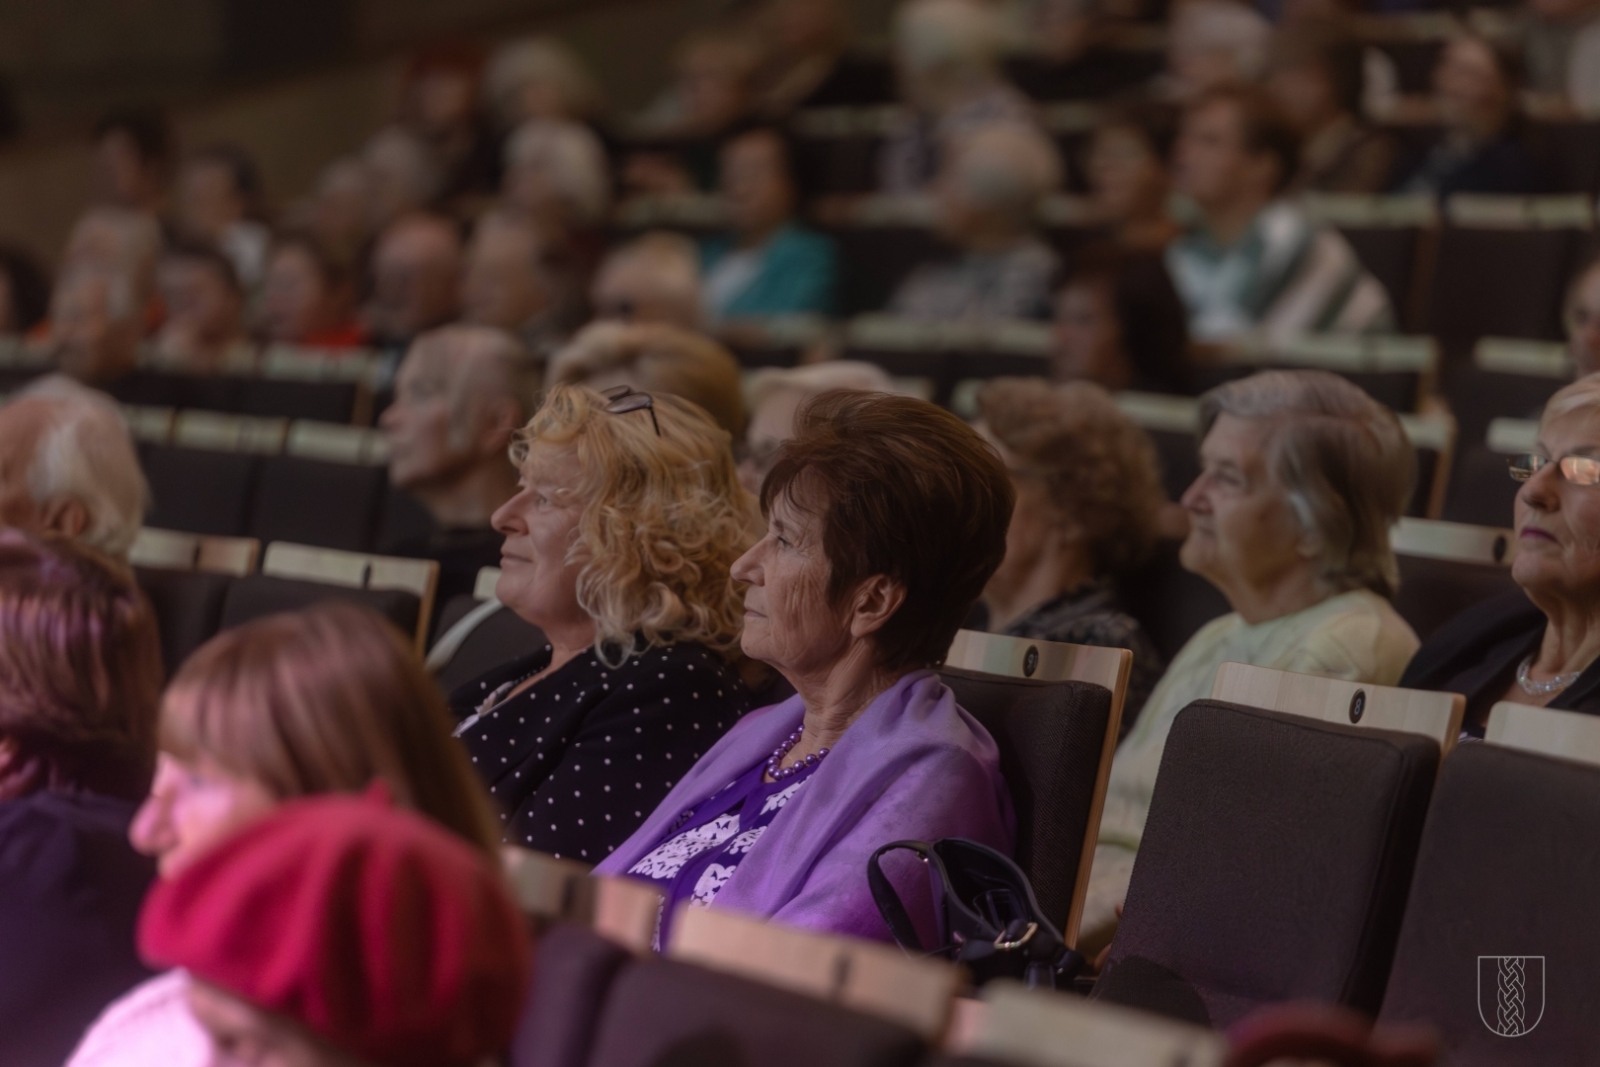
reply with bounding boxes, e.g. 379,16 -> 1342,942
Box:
602,384 -> 661,437
1508,452 -> 1600,486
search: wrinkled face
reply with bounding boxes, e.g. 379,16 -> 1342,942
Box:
379,342 -> 470,490
369,227 -> 461,340
1511,408 -> 1600,603
189,982 -> 357,1067
491,444 -> 589,630
1180,413 -> 1308,599
738,387 -> 806,496
1566,266 -> 1600,378
129,750 -> 279,878
158,258 -> 241,345
177,161 -> 242,241
1052,281 -> 1126,388
1435,38 -> 1508,132
730,484 -> 853,676
721,133 -> 794,237
1087,126 -> 1167,223
260,246 -> 334,344
1266,61 -> 1339,134
92,131 -> 156,209
1173,100 -> 1258,211
51,274 -> 140,382
462,226 -> 549,330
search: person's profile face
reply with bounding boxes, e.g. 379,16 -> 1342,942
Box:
128,751 -> 279,879
721,134 -> 794,236
491,444 -> 590,632
1511,410 -> 1600,603
379,344 -> 470,492
1053,281 -> 1127,388
1434,38 -> 1508,132
729,483 -> 850,676
462,228 -> 547,330
1087,126 -> 1167,223
1172,101 -> 1251,209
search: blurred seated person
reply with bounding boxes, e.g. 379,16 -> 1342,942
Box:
738,361 -> 895,493
701,127 -> 837,322
258,232 -> 366,349
397,43 -> 497,204
1392,35 -> 1547,198
1085,103 -> 1180,251
1268,25 -> 1396,194
449,384 -> 756,860
49,264 -> 146,385
1541,0 -> 1600,113
365,212 -> 464,361
974,378 -> 1167,728
750,0 -> 861,116
880,0 -> 1036,193
549,320 -> 745,437
1166,86 -> 1392,344
300,156 -> 377,267
888,123 -> 1062,322
1565,252 -> 1600,378
0,533 -> 162,1067
0,377 -> 147,559
462,210 -> 579,358
90,109 -> 172,216
379,325 -> 537,620
173,144 -> 271,289
1053,243 -> 1193,395
1401,375 -> 1600,731
137,791 -> 524,1067
626,29 -> 763,194
361,126 -> 447,233
67,602 -> 502,1067
1084,371 -> 1419,943
485,36 -> 604,130
0,245 -> 49,336
151,242 -> 249,371
61,206 -> 162,325
591,231 -> 705,330
501,118 -> 612,250
596,392 -> 1014,944
1162,0 -> 1271,100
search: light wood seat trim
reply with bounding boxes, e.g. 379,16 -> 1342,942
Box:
1446,193 -> 1594,229
1474,337 -> 1571,379
473,566 -> 502,600
1301,192 -> 1439,227
944,630 -> 1130,948
173,410 -> 289,454
667,906 -> 962,1041
1212,662 -> 1464,753
130,528 -> 260,576
119,404 -> 175,444
499,847 -> 660,954
1113,390 -> 1200,434
1486,702 -> 1600,769
966,982 -> 1226,1067
286,421 -> 388,465
261,542 -> 438,651
1220,334 -> 1438,374
1487,417 -> 1539,455
1391,517 -> 1516,565
258,344 -> 376,382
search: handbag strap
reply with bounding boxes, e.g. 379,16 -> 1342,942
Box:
867,840 -> 940,953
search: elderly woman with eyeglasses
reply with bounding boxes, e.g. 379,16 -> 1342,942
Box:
447,383 -> 759,864
1402,374 -> 1600,731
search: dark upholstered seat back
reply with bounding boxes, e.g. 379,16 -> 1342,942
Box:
431,599 -> 547,693
142,446 -> 260,536
134,567 -> 233,674
1378,743 -> 1600,1064
1393,553 -> 1521,641
939,669 -> 1113,934
219,574 -> 419,639
585,957 -> 925,1067
249,456 -> 388,551
510,923 -> 630,1067
1099,700 -> 1439,1028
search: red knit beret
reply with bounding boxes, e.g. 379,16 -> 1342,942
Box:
138,788 -> 530,1067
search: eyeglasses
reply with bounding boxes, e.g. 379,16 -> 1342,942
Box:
602,384 -> 660,437
1508,452 -> 1600,486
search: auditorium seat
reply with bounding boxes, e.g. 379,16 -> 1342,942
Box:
955,980 -> 1225,1066
584,956 -> 926,1067
1377,703 -> 1600,1064
427,567 -> 546,693
249,455 -> 388,551
824,200 -> 950,316
1302,194 -> 1436,320
791,106 -> 894,196
1210,662 -> 1464,753
1096,699 -> 1441,1027
1391,518 -> 1520,640
941,630 -> 1129,943
1527,118 -> 1600,196
511,922 -> 634,1067
129,527 -> 260,673
1449,337 -> 1567,448
1442,418 -> 1529,527
141,445 -> 261,536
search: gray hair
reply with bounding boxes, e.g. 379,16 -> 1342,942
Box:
1198,370 -> 1413,597
592,232 -> 703,330
948,123 -> 1062,222
1543,371 -> 1600,423
410,324 -> 541,426
362,126 -> 445,212
51,263 -> 141,325
485,36 -> 602,124
504,119 -> 612,225
745,361 -> 897,413
15,376 -> 149,558
895,0 -> 1005,77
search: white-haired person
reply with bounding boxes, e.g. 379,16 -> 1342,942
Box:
888,123 -> 1063,322
501,119 -> 611,240
1163,0 -> 1272,100
447,383 -> 758,861
461,210 -> 582,358
880,0 -> 1037,193
1401,373 -> 1600,730
48,264 -> 146,386
549,320 -> 746,439
1083,370 -> 1419,949
590,232 -> 705,331
379,324 -> 539,625
485,36 -> 603,130
737,360 -> 895,493
360,126 -> 446,233
0,376 -> 147,560
61,206 -> 162,315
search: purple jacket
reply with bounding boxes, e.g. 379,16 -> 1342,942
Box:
594,669 -> 1015,943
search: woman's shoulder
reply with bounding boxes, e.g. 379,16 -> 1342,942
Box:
1403,590 -> 1544,684
66,970 -> 209,1067
447,649 -> 552,709
1281,589 -> 1421,682
613,642 -> 751,702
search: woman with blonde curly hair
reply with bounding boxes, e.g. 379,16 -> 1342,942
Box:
450,382 -> 758,862
974,377 -> 1166,729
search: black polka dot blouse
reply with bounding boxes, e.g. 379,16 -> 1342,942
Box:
449,642 -> 752,864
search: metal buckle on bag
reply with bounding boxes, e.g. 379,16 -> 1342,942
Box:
993,922 -> 1038,951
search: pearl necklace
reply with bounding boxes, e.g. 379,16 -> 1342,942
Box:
765,725 -> 829,782
1516,654 -> 1583,698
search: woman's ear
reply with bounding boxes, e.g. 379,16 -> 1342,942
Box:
847,575 -> 907,640
38,496 -> 89,541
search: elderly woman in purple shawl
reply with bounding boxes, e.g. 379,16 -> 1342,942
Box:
595,390 -> 1017,945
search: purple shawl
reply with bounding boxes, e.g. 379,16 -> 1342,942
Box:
593,669 -> 1014,943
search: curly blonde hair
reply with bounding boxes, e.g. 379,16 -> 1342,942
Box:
512,383 -> 759,664
977,378 -> 1164,574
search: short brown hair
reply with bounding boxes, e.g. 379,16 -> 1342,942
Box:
0,531 -> 162,801
977,378 -> 1164,573
1192,84 -> 1300,195
763,391 -> 1014,672
161,602 -> 500,855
